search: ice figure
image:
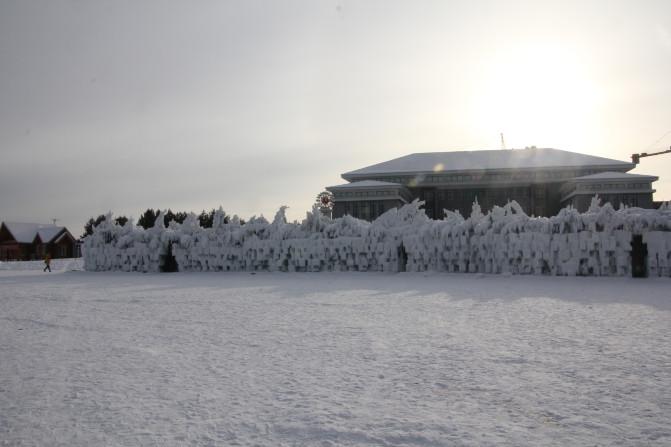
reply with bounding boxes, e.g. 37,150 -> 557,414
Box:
272,206 -> 288,226
82,197 -> 671,277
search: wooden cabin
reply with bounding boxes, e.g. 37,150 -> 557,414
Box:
0,222 -> 77,261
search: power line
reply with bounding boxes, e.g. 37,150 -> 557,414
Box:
642,129 -> 671,152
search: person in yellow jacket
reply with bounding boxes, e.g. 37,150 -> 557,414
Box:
43,253 -> 51,272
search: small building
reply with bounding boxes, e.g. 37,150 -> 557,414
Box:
327,147 -> 658,220
325,180 -> 413,221
559,172 -> 657,211
0,222 -> 78,261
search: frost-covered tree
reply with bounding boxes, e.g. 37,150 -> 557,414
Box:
82,214 -> 107,238
114,216 -> 129,227
198,209 -> 224,228
163,210 -> 187,226
83,196 -> 671,277
138,209 -> 158,229
83,214 -> 127,238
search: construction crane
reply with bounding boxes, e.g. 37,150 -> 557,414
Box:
631,146 -> 671,165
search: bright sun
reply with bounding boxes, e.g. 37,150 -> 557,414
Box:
471,44 -> 601,149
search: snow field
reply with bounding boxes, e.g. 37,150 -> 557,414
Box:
83,199 -> 671,277
0,258 -> 83,272
1,270 -> 670,446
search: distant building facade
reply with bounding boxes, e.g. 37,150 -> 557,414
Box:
0,222 -> 78,261
327,147 -> 658,220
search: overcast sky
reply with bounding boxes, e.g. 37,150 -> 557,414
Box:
1,0 -> 671,234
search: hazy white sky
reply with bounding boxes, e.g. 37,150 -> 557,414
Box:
1,0 -> 670,234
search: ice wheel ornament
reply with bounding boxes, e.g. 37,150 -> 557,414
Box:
316,191 -> 334,210
315,191 -> 334,218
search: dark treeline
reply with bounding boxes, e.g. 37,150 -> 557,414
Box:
82,208 -> 232,238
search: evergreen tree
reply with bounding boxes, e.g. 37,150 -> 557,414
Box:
82,214 -> 107,238
125,206 -> 237,231
138,208 -> 158,229
114,216 -> 129,227
198,209 -> 218,228
163,209 -> 176,226
173,211 -> 188,225
163,210 -> 188,226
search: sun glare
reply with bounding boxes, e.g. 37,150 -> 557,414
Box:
471,44 -> 601,149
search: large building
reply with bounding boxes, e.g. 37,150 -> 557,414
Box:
327,147 -> 658,220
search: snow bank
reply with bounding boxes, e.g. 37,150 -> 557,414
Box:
83,199 -> 671,277
0,258 -> 83,272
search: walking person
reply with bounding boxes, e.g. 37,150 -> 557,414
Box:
43,253 -> 51,272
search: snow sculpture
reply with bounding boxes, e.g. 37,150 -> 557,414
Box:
83,197 -> 671,277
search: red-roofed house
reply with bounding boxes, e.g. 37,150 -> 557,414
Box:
0,222 -> 77,261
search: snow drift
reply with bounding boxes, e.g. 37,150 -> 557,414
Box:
83,198 -> 671,277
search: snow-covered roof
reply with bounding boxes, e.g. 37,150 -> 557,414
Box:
327,180 -> 404,190
343,148 -> 633,179
2,222 -> 65,243
37,227 -> 65,243
571,171 -> 658,182
53,231 -> 74,244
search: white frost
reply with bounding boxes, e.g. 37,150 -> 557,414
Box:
82,199 -> 671,277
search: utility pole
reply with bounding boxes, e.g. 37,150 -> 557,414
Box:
500,133 -> 506,150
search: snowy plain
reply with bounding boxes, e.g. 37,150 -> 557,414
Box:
1,263 -> 670,446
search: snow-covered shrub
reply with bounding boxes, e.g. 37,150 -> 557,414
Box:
83,198 -> 671,277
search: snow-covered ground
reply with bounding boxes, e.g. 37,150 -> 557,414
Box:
0,258 -> 83,272
1,267 -> 670,446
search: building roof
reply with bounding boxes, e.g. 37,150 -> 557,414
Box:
343,147 -> 634,179
2,222 -> 66,243
327,180 -> 404,190
54,231 -> 75,244
571,171 -> 658,181
37,227 -> 65,243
